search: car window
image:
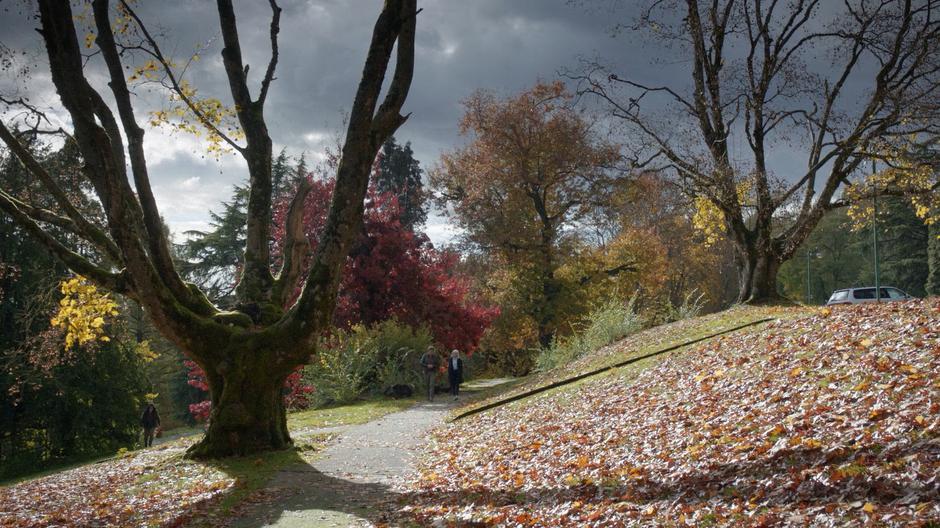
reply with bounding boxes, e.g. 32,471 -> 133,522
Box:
830,290 -> 848,301
887,288 -> 907,299
853,288 -> 875,299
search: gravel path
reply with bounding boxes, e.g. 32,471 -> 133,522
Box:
231,379 -> 511,528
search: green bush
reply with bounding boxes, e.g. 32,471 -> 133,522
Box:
535,294 -> 642,372
303,321 -> 432,406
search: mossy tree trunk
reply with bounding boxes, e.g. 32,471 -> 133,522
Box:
187,349 -> 292,458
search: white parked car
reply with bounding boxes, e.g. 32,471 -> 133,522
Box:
826,286 -> 913,305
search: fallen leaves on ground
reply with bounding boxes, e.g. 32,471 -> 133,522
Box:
0,438 -> 235,527
393,301 -> 939,527
456,305 -> 797,419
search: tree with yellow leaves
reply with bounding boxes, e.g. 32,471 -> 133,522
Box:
50,276 -> 119,350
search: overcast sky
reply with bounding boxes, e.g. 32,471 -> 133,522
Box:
0,0 -> 647,245
0,0 -> 890,246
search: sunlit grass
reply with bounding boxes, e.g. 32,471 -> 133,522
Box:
287,396 -> 420,431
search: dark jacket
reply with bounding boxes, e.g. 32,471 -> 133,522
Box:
141,405 -> 161,429
447,357 -> 464,384
420,352 -> 441,372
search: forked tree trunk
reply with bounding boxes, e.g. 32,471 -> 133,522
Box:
186,349 -> 292,459
736,251 -> 783,305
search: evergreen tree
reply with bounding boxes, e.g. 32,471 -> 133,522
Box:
177,186 -> 249,306
294,152 -> 308,185
874,197 -> 928,297
271,148 -> 293,205
376,136 -> 426,230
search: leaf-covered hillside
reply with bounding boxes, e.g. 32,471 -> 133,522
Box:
394,301 -> 939,527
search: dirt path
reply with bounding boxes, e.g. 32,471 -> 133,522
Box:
231,379 -> 511,528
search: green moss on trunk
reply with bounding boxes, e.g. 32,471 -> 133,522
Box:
186,354 -> 292,459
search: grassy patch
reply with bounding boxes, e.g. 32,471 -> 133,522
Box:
287,396 -> 419,431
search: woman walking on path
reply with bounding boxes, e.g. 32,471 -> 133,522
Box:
447,349 -> 464,400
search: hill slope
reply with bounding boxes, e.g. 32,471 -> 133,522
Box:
393,302 -> 939,527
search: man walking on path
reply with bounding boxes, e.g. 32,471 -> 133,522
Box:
448,349 -> 464,400
419,346 -> 441,401
140,402 -> 161,448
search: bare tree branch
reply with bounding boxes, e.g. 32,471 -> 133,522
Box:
0,188 -> 130,295
285,0 -> 417,350
92,0 -> 194,306
118,0 -> 245,154
258,0 -> 282,105
271,178 -> 312,307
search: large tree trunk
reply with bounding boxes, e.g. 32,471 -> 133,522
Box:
186,351 -> 292,459
735,251 -> 784,305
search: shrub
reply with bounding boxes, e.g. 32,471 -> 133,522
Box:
535,294 -> 642,372
303,320 -> 432,407
668,289 -> 707,322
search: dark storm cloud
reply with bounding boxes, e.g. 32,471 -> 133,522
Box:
1,0 -> 641,242
0,1 -> 883,242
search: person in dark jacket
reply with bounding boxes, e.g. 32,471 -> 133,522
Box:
447,349 -> 464,400
419,346 -> 442,401
141,402 -> 161,448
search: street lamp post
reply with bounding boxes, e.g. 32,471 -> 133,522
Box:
805,249 -> 812,304
872,160 -> 881,303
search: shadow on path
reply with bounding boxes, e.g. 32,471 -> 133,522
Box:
229,435 -> 938,527
228,456 -> 398,528
225,394 -> 488,527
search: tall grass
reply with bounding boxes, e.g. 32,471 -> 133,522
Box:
535,295 -> 643,372
668,289 -> 706,322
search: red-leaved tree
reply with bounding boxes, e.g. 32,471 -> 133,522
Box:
273,177 -> 498,352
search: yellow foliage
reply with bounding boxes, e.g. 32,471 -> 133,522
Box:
145,79 -> 243,159
846,143 -> 939,230
556,227 -> 669,322
50,276 -> 119,349
135,340 -> 160,363
692,195 -> 726,247
691,180 -> 752,247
